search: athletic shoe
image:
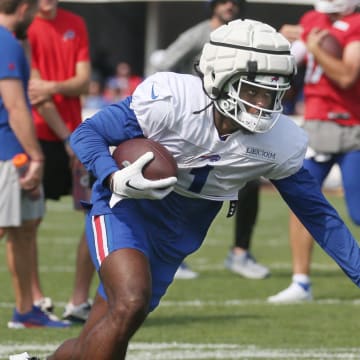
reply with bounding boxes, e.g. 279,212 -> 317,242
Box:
267,281 -> 313,303
174,262 -> 198,280
7,306 -> 71,329
9,352 -> 40,360
224,251 -> 270,279
62,300 -> 92,323
33,297 -> 54,313
32,297 -> 59,322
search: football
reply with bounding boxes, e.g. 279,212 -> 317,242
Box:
112,138 -> 177,180
319,33 -> 343,59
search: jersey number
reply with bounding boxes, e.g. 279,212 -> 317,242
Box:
188,165 -> 214,193
304,53 -> 323,84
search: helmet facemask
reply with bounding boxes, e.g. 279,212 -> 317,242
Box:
215,73 -> 291,133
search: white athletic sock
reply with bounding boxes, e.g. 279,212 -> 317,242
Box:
292,274 -> 310,284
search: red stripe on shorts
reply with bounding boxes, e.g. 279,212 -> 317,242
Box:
94,215 -> 106,263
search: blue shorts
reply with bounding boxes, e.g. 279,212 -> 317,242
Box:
304,150 -> 360,225
86,192 -> 223,311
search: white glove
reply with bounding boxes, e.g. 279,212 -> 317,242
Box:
109,151 -> 177,202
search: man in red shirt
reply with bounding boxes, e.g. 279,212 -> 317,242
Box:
269,0 -> 360,303
27,0 -> 94,322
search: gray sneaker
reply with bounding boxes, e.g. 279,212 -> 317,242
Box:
224,251 -> 270,279
62,300 -> 92,323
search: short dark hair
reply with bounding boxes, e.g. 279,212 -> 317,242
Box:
210,0 -> 245,12
0,0 -> 37,14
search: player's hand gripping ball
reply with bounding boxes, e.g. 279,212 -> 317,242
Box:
109,138 -> 177,201
112,138 -> 177,180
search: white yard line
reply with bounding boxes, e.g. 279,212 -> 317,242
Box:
0,266 -> 75,273
2,343 -> 360,360
0,262 -> 340,273
159,298 -> 360,306
1,298 -> 360,310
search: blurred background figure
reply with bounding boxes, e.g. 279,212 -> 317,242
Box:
224,181 -> 269,280
103,61 -> 142,103
82,73 -> 109,112
150,0 -> 241,75
28,0 -> 95,323
0,0 -> 69,329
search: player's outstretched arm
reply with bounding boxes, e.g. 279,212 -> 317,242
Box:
271,167 -> 360,287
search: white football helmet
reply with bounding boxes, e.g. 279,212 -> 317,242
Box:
199,19 -> 296,133
314,0 -> 359,15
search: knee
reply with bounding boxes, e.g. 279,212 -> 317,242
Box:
110,294 -> 150,328
106,295 -> 149,342
21,219 -> 39,235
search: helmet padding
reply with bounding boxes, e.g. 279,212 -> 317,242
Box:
199,19 -> 296,133
199,19 -> 295,99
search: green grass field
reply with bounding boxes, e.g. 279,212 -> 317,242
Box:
1,186 -> 359,359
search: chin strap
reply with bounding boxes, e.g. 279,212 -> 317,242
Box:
193,101 -> 213,115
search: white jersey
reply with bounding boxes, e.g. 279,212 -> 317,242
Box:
71,72 -> 360,294
131,72 -> 308,201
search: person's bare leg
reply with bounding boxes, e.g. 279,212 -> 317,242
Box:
6,221 -> 37,313
290,212 -> 313,275
0,227 -> 6,239
49,248 -> 152,360
30,219 -> 45,303
69,229 -> 95,305
267,213 -> 313,302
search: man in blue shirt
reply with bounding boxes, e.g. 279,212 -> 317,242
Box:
0,0 -> 69,329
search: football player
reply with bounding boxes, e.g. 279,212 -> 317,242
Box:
23,19 -> 360,360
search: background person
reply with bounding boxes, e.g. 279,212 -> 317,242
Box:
150,0 -> 241,75
269,0 -> 360,303
27,0 -> 94,322
103,61 -> 142,103
82,73 -> 109,112
224,179 -> 269,280
0,0 -> 69,329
